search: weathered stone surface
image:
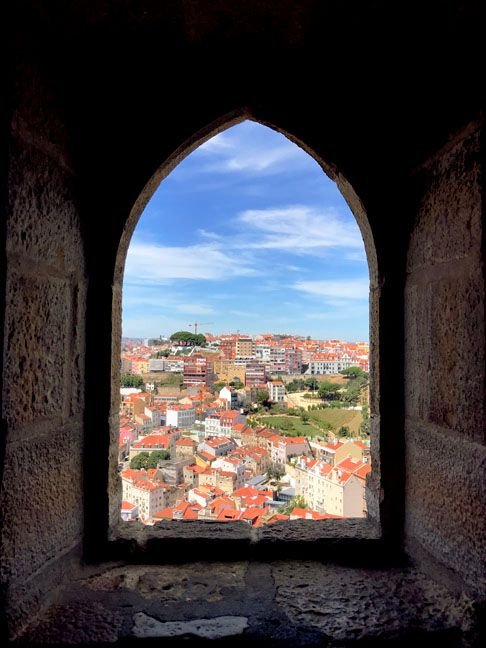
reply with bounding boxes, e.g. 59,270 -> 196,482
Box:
273,562 -> 475,642
404,123 -> 485,597
407,130 -> 481,272
20,602 -> 123,645
115,518 -> 253,543
84,563 -> 247,603
428,273 -> 484,438
3,271 -> 70,430
404,423 -> 486,597
257,518 -> 379,542
2,3 -> 485,643
69,280 -> 87,417
6,545 -> 83,641
405,272 -> 485,440
17,562 -> 480,645
404,281 -> 432,421
7,139 -> 82,272
11,62 -> 73,171
0,424 -> 83,585
132,612 -> 249,639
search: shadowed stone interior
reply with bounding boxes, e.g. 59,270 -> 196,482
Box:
2,1 -> 484,645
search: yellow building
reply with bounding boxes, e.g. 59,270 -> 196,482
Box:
213,359 -> 246,385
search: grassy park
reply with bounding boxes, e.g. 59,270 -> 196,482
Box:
257,407 -> 362,438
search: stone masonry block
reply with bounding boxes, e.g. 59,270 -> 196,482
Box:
70,281 -> 87,417
407,129 -> 481,272
428,273 -> 484,440
8,139 -> 84,274
12,62 -> 73,171
404,282 -> 431,420
3,272 -> 69,429
404,422 -> 486,596
0,423 -> 84,586
405,272 -> 484,442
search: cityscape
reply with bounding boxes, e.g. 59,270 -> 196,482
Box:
119,121 -> 370,527
119,331 -> 370,526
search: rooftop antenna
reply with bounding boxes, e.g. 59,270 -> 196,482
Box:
188,321 -> 213,336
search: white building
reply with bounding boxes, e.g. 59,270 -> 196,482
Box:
166,404 -> 196,428
294,457 -> 369,517
212,456 -> 246,489
120,500 -> 138,521
121,469 -> 177,523
271,436 -> 311,465
144,406 -> 161,427
204,410 -> 246,437
306,354 -> 356,375
219,386 -> 239,409
267,381 -> 286,403
198,436 -> 235,457
148,358 -> 166,371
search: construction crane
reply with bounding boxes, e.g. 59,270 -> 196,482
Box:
188,321 -> 213,336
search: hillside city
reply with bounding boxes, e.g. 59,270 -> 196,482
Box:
119,331 -> 370,527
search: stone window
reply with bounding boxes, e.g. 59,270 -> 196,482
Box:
107,115 -> 388,560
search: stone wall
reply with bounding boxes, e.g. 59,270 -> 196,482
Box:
1,1 -> 484,642
404,124 -> 486,597
0,63 -> 87,631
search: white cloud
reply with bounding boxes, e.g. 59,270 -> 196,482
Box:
197,228 -> 222,240
197,131 -> 235,154
237,206 -> 363,253
293,278 -> 369,300
229,309 -> 259,318
194,123 -> 312,176
124,242 -> 256,283
175,304 -> 214,315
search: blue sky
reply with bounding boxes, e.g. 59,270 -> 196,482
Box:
122,120 -> 369,341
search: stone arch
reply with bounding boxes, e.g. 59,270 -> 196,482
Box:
110,111 -> 382,536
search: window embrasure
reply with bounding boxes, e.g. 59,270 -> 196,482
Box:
108,117 -> 382,556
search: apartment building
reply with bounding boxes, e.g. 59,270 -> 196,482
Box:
183,355 -> 213,387
198,436 -> 236,458
212,359 -> 246,385
219,386 -> 239,409
294,456 -> 369,517
165,404 -> 196,428
306,353 -> 357,375
267,381 -> 286,403
271,436 -> 311,465
204,410 -> 246,437
212,456 -> 246,490
128,433 -> 176,460
245,362 -> 266,387
236,337 -> 255,358
121,468 -> 178,523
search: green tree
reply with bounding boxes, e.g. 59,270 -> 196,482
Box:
318,381 -> 341,400
360,405 -> 370,437
170,331 -> 206,346
146,450 -> 171,468
276,418 -> 294,432
130,452 -> 150,470
338,426 -> 351,438
305,377 -> 319,391
340,366 -> 368,380
267,461 -> 285,480
150,349 -> 170,358
255,388 -> 270,405
121,373 -> 144,388
278,494 -> 308,515
300,412 -> 310,424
